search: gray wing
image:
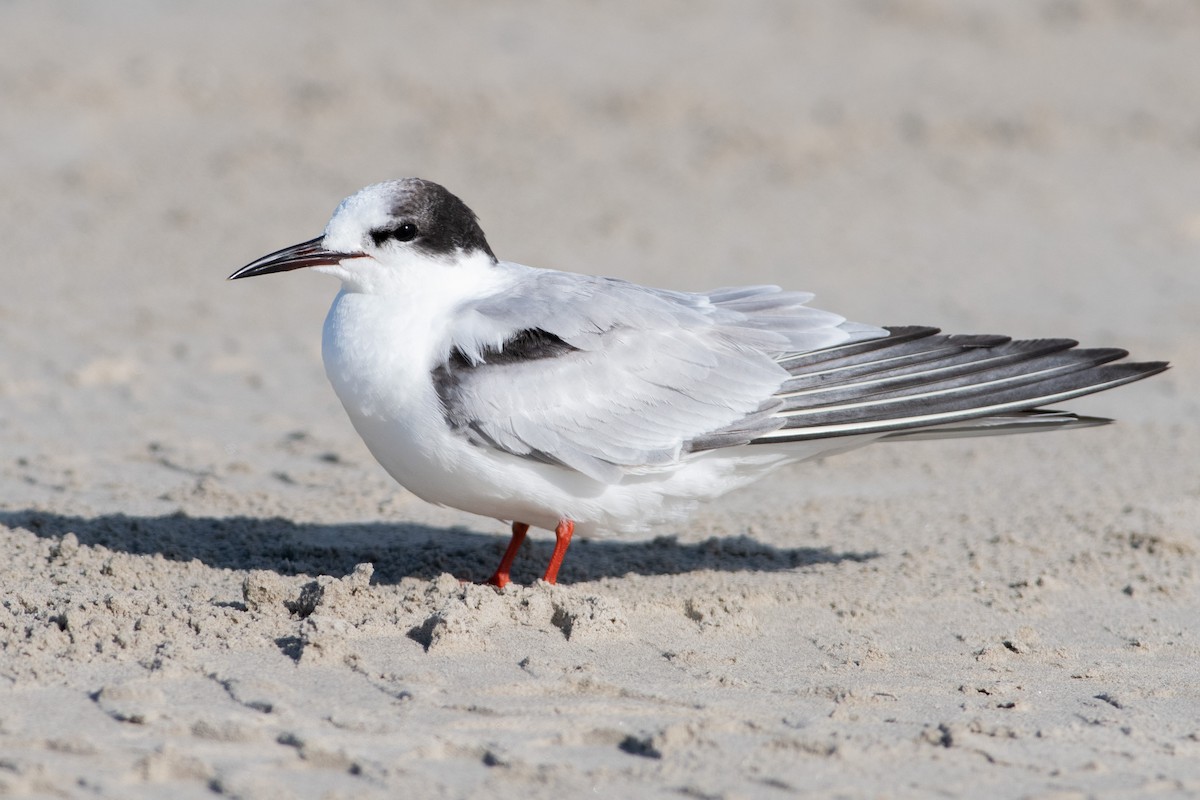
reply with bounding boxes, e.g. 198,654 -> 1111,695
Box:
434,268 -> 882,482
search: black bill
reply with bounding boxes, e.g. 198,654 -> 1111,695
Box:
229,236 -> 351,279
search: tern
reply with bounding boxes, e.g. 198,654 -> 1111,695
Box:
231,178 -> 1166,587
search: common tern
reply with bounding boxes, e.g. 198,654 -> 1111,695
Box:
231,178 -> 1167,587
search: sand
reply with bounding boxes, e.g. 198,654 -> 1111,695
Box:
2,1 -> 1198,797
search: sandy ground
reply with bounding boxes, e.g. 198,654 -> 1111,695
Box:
2,1 -> 1199,797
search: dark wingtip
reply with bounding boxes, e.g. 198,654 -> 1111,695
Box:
882,325 -> 941,338
1070,414 -> 1115,427
1110,360 -> 1170,377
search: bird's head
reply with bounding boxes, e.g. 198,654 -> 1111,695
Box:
229,178 -> 497,289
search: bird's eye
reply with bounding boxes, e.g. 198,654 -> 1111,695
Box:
370,222 -> 419,246
392,222 -> 418,242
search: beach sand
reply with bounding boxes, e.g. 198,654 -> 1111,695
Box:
1,1 -> 1198,797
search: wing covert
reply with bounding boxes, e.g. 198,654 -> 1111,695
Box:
434,267 -> 884,481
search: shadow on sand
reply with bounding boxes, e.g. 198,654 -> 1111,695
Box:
0,510 -> 877,585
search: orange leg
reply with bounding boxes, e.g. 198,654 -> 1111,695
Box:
541,519 -> 575,585
487,522 -> 529,588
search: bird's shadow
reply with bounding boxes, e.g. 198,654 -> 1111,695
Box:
0,510 -> 877,585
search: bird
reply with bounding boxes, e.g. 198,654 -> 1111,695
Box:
230,178 -> 1167,588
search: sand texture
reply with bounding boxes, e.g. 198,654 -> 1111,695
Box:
2,1 -> 1199,797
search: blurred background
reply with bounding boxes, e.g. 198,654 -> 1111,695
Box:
1,0 -> 1196,513
4,6 -> 1199,794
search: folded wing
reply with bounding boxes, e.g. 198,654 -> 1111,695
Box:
435,271 -> 879,481
435,273 -> 1166,480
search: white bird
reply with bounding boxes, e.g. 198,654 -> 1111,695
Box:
231,178 -> 1166,587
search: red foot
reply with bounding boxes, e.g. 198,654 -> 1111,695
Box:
486,522 -> 529,588
541,519 -> 575,585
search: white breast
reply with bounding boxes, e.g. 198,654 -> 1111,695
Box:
317,262 -> 843,538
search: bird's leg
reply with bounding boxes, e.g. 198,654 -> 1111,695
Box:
487,522 -> 529,588
541,518 -> 576,585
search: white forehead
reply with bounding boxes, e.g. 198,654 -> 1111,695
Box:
322,180 -> 416,252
